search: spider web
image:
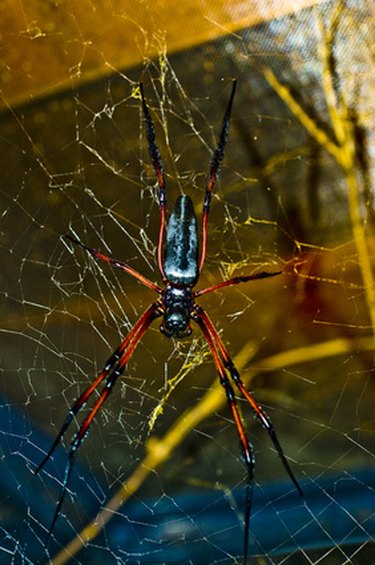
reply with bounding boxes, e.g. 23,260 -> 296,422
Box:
0,1 -> 374,564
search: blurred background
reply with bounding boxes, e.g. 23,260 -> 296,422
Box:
0,0 -> 374,563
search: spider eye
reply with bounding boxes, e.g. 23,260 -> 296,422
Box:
183,325 -> 192,337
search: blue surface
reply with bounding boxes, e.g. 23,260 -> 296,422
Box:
0,399 -> 374,563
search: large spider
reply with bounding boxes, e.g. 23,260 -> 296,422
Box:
36,81 -> 302,562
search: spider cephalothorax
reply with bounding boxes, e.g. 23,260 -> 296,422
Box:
160,283 -> 194,338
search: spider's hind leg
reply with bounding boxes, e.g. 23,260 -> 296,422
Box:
192,306 -> 254,564
196,306 -> 303,498
37,302 -> 162,543
193,304 -> 303,563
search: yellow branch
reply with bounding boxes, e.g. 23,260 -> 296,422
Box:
318,1 -> 346,146
262,63 -> 375,336
262,67 -> 343,165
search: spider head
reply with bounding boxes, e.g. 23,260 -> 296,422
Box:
160,306 -> 192,339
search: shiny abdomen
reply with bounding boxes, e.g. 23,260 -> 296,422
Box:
163,194 -> 199,285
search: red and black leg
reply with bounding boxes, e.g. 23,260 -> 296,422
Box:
193,305 -> 303,563
36,302 -> 162,541
64,234 -> 161,293
199,80 -> 237,272
139,83 -> 167,279
195,269 -> 281,298
196,306 -> 303,497
193,307 -> 254,563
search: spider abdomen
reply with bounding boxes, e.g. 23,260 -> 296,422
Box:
163,194 -> 199,286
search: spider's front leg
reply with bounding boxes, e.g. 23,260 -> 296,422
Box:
199,80 -> 237,272
140,83 -> 167,280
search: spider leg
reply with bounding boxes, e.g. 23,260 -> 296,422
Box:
196,306 -> 303,498
199,80 -> 236,273
192,308 -> 254,565
45,368 -> 120,543
139,83 -> 167,280
37,302 -> 162,541
195,269 -> 281,298
64,234 -> 161,293
35,303 -> 161,474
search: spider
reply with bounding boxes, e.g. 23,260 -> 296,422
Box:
36,80 -> 303,562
